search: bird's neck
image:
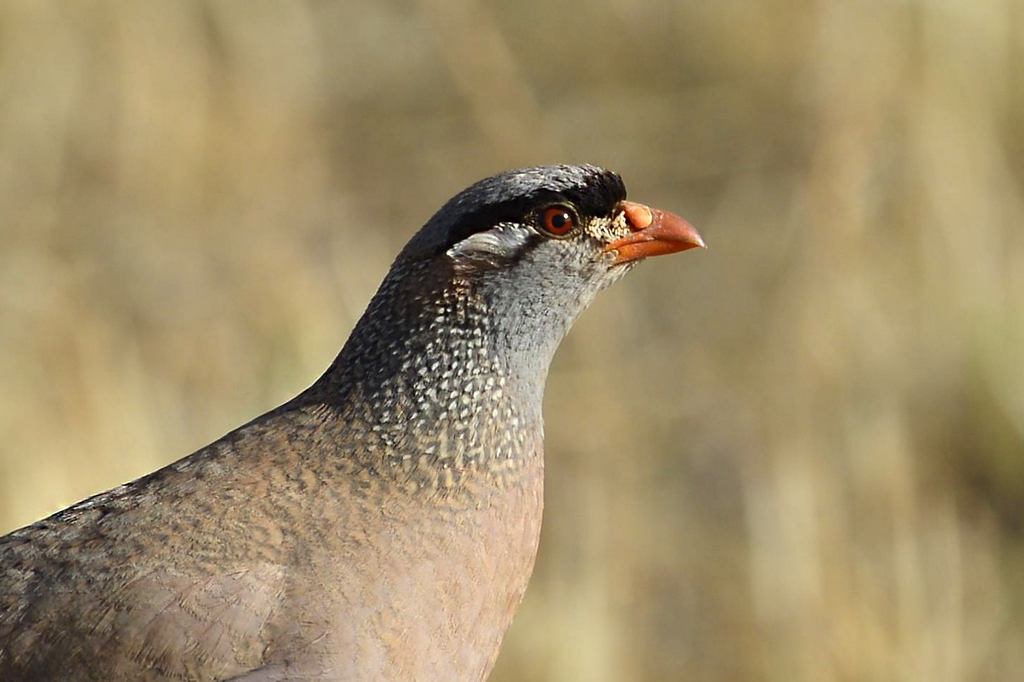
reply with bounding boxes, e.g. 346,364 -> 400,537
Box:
304,260 -> 555,489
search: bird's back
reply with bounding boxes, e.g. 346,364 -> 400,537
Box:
0,399 -> 544,681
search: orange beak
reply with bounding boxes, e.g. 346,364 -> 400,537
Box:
605,200 -> 706,264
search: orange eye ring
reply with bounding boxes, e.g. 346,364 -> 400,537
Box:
539,205 -> 577,237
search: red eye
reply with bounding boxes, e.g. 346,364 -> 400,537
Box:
540,206 -> 577,236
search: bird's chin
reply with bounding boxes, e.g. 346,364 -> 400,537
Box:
599,257 -> 638,286
598,250 -> 638,273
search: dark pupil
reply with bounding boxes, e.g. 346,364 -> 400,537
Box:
551,212 -> 569,229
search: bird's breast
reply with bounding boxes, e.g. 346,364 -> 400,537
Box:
264,439 -> 545,682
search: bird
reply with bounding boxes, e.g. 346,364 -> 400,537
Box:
0,164 -> 704,681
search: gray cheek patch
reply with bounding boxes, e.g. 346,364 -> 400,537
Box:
446,223 -> 534,271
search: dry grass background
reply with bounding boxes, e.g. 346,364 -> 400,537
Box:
2,0 -> 1023,680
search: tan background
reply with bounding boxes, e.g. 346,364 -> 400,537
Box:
2,1 -> 1024,680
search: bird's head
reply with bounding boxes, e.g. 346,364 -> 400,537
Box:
391,165 -> 704,355
322,165 -> 704,414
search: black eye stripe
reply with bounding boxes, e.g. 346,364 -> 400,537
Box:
402,165 -> 626,262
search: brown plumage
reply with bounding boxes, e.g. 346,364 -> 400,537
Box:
0,165 -> 704,681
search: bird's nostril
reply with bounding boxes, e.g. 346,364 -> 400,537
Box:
620,201 -> 654,231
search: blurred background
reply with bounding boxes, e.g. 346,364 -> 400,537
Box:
1,0 -> 1023,680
